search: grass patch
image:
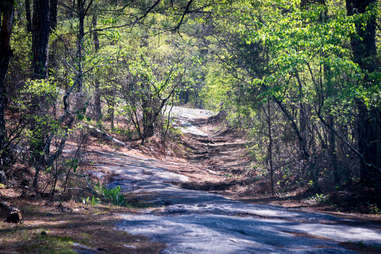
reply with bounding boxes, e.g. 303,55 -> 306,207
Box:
16,233 -> 78,254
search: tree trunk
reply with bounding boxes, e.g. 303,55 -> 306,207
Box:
72,0 -> 89,116
296,72 -> 308,162
49,0 -> 57,31
0,0 -> 14,169
31,0 -> 50,189
328,115 -> 339,185
32,0 -> 50,79
92,14 -> 102,122
346,0 -> 381,188
266,101 -> 274,196
25,0 -> 32,32
94,82 -> 102,121
76,0 -> 85,92
142,105 -> 155,140
273,97 -> 309,160
108,88 -> 115,130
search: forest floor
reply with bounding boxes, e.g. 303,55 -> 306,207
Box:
1,107 -> 381,253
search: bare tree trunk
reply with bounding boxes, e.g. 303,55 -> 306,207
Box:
0,0 -> 14,169
108,88 -> 115,130
92,14 -> 102,122
94,82 -> 102,121
25,0 -> 32,32
32,0 -> 50,79
72,0 -> 90,117
295,72 -> 309,163
266,101 -> 274,196
49,0 -> 57,31
31,0 -> 50,189
142,98 -> 155,141
76,0 -> 85,91
328,115 -> 339,185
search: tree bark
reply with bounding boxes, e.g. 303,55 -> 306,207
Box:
25,0 -> 32,32
346,0 -> 381,188
328,115 -> 339,184
296,72 -> 308,162
266,101 -> 274,196
76,0 -> 85,92
72,0 -> 90,117
32,0 -> 50,79
0,0 -> 14,169
31,0 -> 50,188
142,98 -> 156,141
273,97 -> 309,160
49,0 -> 57,31
92,14 -> 102,122
108,93 -> 115,130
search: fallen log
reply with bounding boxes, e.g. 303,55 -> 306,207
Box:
85,124 -> 126,146
0,201 -> 23,223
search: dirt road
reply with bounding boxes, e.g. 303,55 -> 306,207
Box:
92,107 -> 381,254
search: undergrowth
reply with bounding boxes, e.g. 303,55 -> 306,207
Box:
83,184 -> 126,207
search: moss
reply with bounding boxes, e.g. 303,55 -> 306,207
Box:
17,233 -> 79,254
78,232 -> 92,244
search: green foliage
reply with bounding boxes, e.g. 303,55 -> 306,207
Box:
95,184 -> 126,206
65,159 -> 79,173
82,195 -> 101,206
112,127 -> 134,139
310,193 -> 329,204
162,117 -> 182,137
19,234 -> 77,254
369,203 -> 381,214
200,63 -> 234,110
